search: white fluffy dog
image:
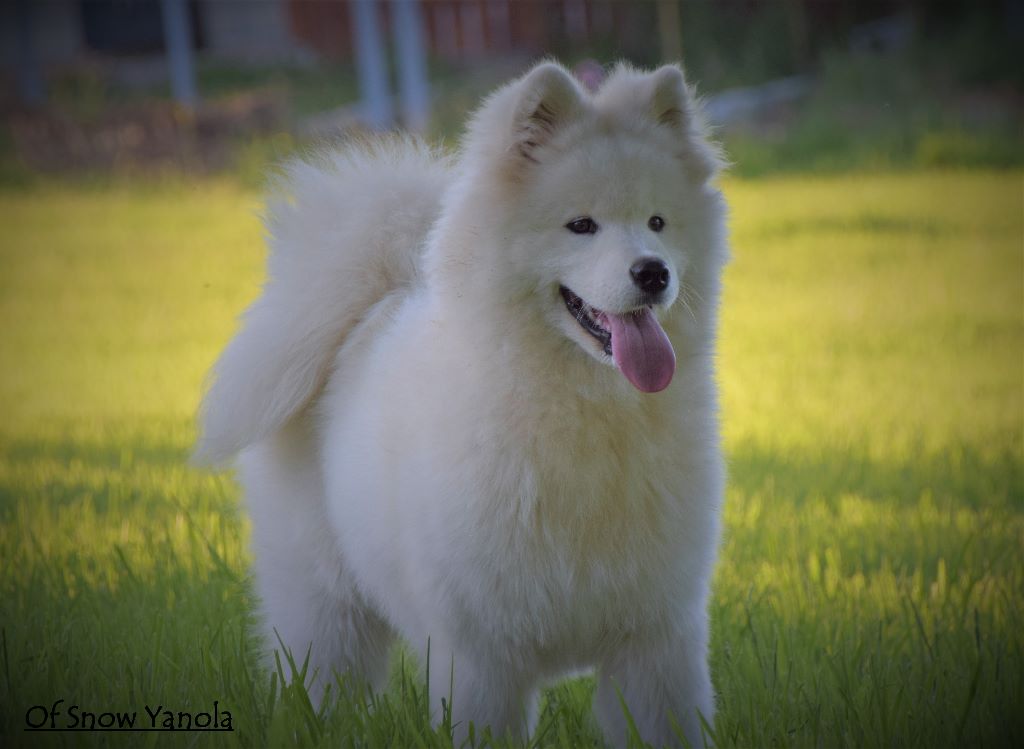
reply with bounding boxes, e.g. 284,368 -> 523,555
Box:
197,61 -> 728,747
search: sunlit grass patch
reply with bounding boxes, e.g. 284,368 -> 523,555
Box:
714,171 -> 1022,747
0,170 -> 1021,746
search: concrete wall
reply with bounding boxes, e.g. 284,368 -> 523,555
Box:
197,0 -> 311,63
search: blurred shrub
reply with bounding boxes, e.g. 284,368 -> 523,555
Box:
719,26 -> 1022,177
915,131 -> 1024,169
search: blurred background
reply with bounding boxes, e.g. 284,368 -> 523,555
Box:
2,0 -> 1021,183
1,4 -> 1022,746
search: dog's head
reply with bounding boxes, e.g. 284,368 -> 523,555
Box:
436,62 -> 728,394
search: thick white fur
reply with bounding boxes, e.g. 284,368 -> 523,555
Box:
197,61 -> 728,748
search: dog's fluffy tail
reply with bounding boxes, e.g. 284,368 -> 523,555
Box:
195,137 -> 452,465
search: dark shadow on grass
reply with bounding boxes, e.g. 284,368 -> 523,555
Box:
727,440 -> 1021,511
0,431 -> 193,470
749,213 -> 953,241
0,427 -> 235,520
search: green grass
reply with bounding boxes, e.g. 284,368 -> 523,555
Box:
0,170 -> 1021,747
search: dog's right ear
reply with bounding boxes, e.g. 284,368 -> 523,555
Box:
509,63 -> 584,165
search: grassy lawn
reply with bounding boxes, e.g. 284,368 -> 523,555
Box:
0,170 -> 1020,747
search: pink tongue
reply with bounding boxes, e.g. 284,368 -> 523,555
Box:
605,308 -> 676,392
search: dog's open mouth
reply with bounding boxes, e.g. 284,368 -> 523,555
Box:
558,284 -> 677,393
560,285 -> 612,356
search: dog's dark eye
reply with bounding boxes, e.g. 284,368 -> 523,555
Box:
566,217 -> 598,235
648,215 -> 666,232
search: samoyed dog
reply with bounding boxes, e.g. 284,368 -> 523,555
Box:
196,61 -> 727,747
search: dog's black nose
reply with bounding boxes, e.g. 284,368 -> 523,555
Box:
630,258 -> 670,294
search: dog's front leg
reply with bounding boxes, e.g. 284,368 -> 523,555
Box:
423,640 -> 531,746
593,610 -> 715,748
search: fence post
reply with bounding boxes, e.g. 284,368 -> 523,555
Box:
392,0 -> 430,131
14,0 -> 46,105
159,0 -> 198,108
350,0 -> 393,129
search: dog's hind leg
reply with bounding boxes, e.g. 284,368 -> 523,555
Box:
240,419 -> 394,705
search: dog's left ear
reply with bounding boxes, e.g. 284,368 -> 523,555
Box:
648,65 -> 694,132
646,65 -> 724,181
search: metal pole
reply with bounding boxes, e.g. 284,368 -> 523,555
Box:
349,0 -> 393,130
14,0 -> 46,105
391,0 -> 430,131
159,0 -> 198,108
